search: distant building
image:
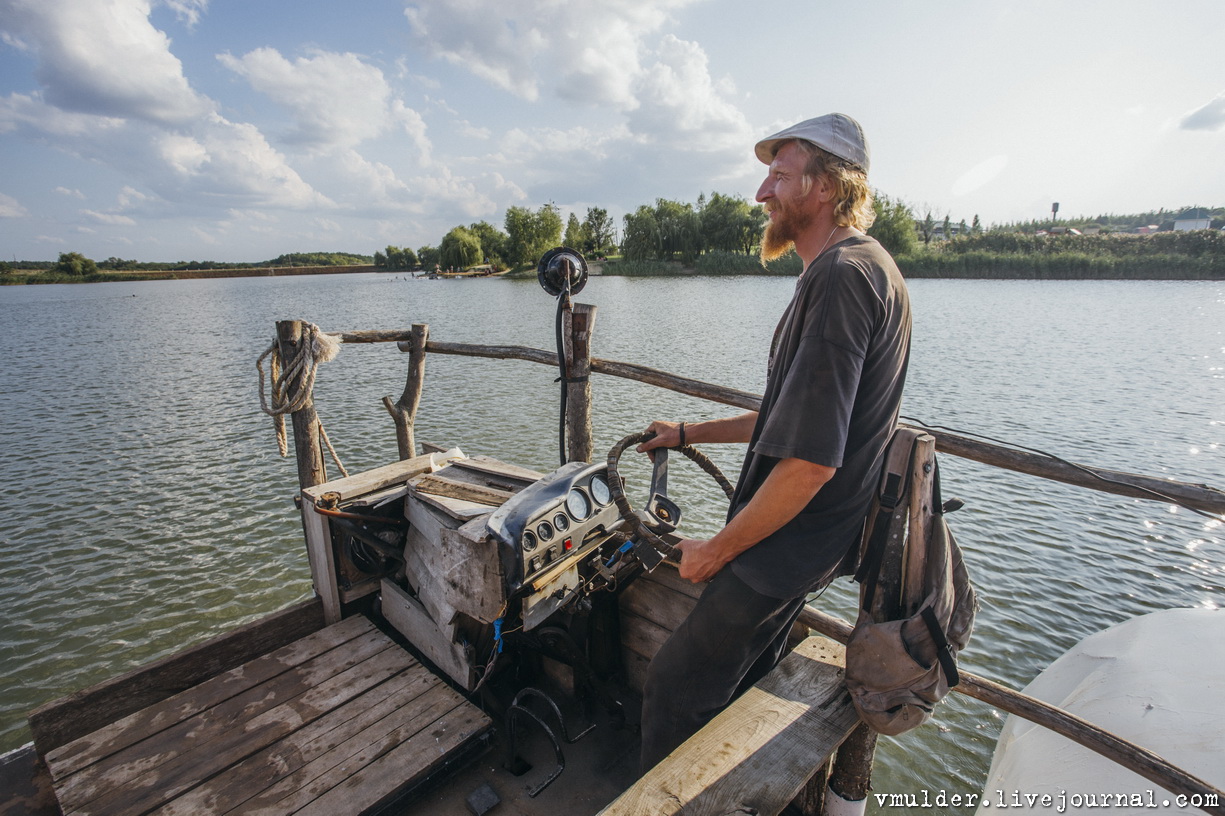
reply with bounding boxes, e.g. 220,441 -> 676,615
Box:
1136,225 -> 1160,235
1174,208 -> 1212,231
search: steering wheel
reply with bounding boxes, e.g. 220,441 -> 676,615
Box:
605,431 -> 735,562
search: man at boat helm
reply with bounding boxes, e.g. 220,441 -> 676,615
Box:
635,113 -> 912,771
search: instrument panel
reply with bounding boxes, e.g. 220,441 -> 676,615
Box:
486,461 -> 625,628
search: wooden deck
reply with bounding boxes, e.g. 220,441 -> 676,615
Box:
41,616 -> 491,816
599,636 -> 856,816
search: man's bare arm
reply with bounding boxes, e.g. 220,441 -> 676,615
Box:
635,412 -> 758,454
676,457 -> 835,582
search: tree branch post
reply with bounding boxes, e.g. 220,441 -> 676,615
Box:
384,323 -> 429,459
276,320 -> 327,490
564,303 -> 597,463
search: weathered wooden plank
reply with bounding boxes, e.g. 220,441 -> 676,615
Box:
619,611 -> 672,670
450,455 -> 543,484
28,598 -> 326,756
401,526 -> 456,627
380,579 -> 473,690
599,637 -> 857,816
290,701 -> 491,816
410,474 -> 515,506
301,453 -> 437,504
149,663 -> 439,816
61,641 -> 413,816
57,630 -> 395,810
300,499 -> 342,624
46,615 -> 374,781
618,573 -> 700,634
236,683 -> 479,816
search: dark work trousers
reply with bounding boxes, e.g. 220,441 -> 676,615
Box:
638,567 -> 807,773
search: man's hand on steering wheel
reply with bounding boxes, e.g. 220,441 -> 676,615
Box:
635,420 -> 685,459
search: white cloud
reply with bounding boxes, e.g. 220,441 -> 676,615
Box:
1,0 -> 213,125
35,234 -> 66,244
0,1 -> 332,218
0,192 -> 29,217
53,186 -> 85,199
628,35 -> 752,153
117,186 -> 152,208
404,0 -> 703,109
218,48 -> 430,158
1180,91 -> 1225,132
159,0 -> 208,27
82,209 -> 137,226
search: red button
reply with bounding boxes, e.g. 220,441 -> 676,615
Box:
564,538 -> 573,551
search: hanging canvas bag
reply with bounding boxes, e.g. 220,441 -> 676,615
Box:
844,428 -> 977,736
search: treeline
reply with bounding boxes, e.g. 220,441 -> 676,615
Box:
897,229 -> 1225,280
377,205 -> 617,272
1,251 -> 374,284
992,207 -> 1225,235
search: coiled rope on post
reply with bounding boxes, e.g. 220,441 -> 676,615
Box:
256,323 -> 348,477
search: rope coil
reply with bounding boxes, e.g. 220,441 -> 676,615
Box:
256,323 -> 348,477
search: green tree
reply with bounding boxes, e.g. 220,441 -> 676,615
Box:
941,214 -> 952,241
621,205 -> 661,261
439,226 -> 482,270
55,252 -> 97,276
563,213 -> 585,250
700,192 -> 759,255
653,198 -> 702,263
418,245 -> 440,270
378,245 -> 418,270
919,211 -> 937,246
582,207 -> 615,255
867,194 -> 918,257
468,220 -> 509,267
0,261 -> 13,276
971,214 -> 982,235
505,204 -> 563,266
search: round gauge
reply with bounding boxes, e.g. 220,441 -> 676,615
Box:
522,531 -> 537,551
553,513 -> 570,532
566,488 -> 592,521
536,520 -> 554,542
589,474 -> 611,506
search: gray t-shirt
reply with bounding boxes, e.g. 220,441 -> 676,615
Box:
729,234 -> 911,599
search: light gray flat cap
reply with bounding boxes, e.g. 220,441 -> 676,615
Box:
754,113 -> 870,173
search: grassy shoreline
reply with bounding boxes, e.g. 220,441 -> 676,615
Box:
1,264 -> 378,285
6,251 -> 1224,285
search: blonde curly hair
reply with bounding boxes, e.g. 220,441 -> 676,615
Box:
788,140 -> 876,230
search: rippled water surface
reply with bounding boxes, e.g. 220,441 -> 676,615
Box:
1,274 -> 1222,804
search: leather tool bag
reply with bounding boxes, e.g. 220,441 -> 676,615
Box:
845,428 -> 977,736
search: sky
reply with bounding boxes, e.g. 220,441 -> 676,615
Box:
1,0 -> 1223,264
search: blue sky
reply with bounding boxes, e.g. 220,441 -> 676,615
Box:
2,0 -> 1223,263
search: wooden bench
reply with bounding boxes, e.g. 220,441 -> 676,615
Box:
41,616 -> 491,816
598,635 -> 858,816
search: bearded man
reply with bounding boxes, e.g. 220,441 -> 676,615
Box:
635,113 -> 912,771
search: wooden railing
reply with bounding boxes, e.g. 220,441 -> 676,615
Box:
276,318 -> 1225,815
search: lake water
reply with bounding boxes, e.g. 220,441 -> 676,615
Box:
1,272 -> 1222,806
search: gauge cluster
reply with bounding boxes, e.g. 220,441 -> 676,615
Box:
486,460 -> 625,625
510,471 -> 617,578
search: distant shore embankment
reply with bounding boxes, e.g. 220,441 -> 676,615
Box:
1,264 -> 378,285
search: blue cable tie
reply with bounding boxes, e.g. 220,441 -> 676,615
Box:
493,617 -> 504,653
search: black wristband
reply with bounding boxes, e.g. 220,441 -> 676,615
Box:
678,421 -> 686,448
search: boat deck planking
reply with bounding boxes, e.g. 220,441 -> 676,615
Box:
41,616 -> 491,816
